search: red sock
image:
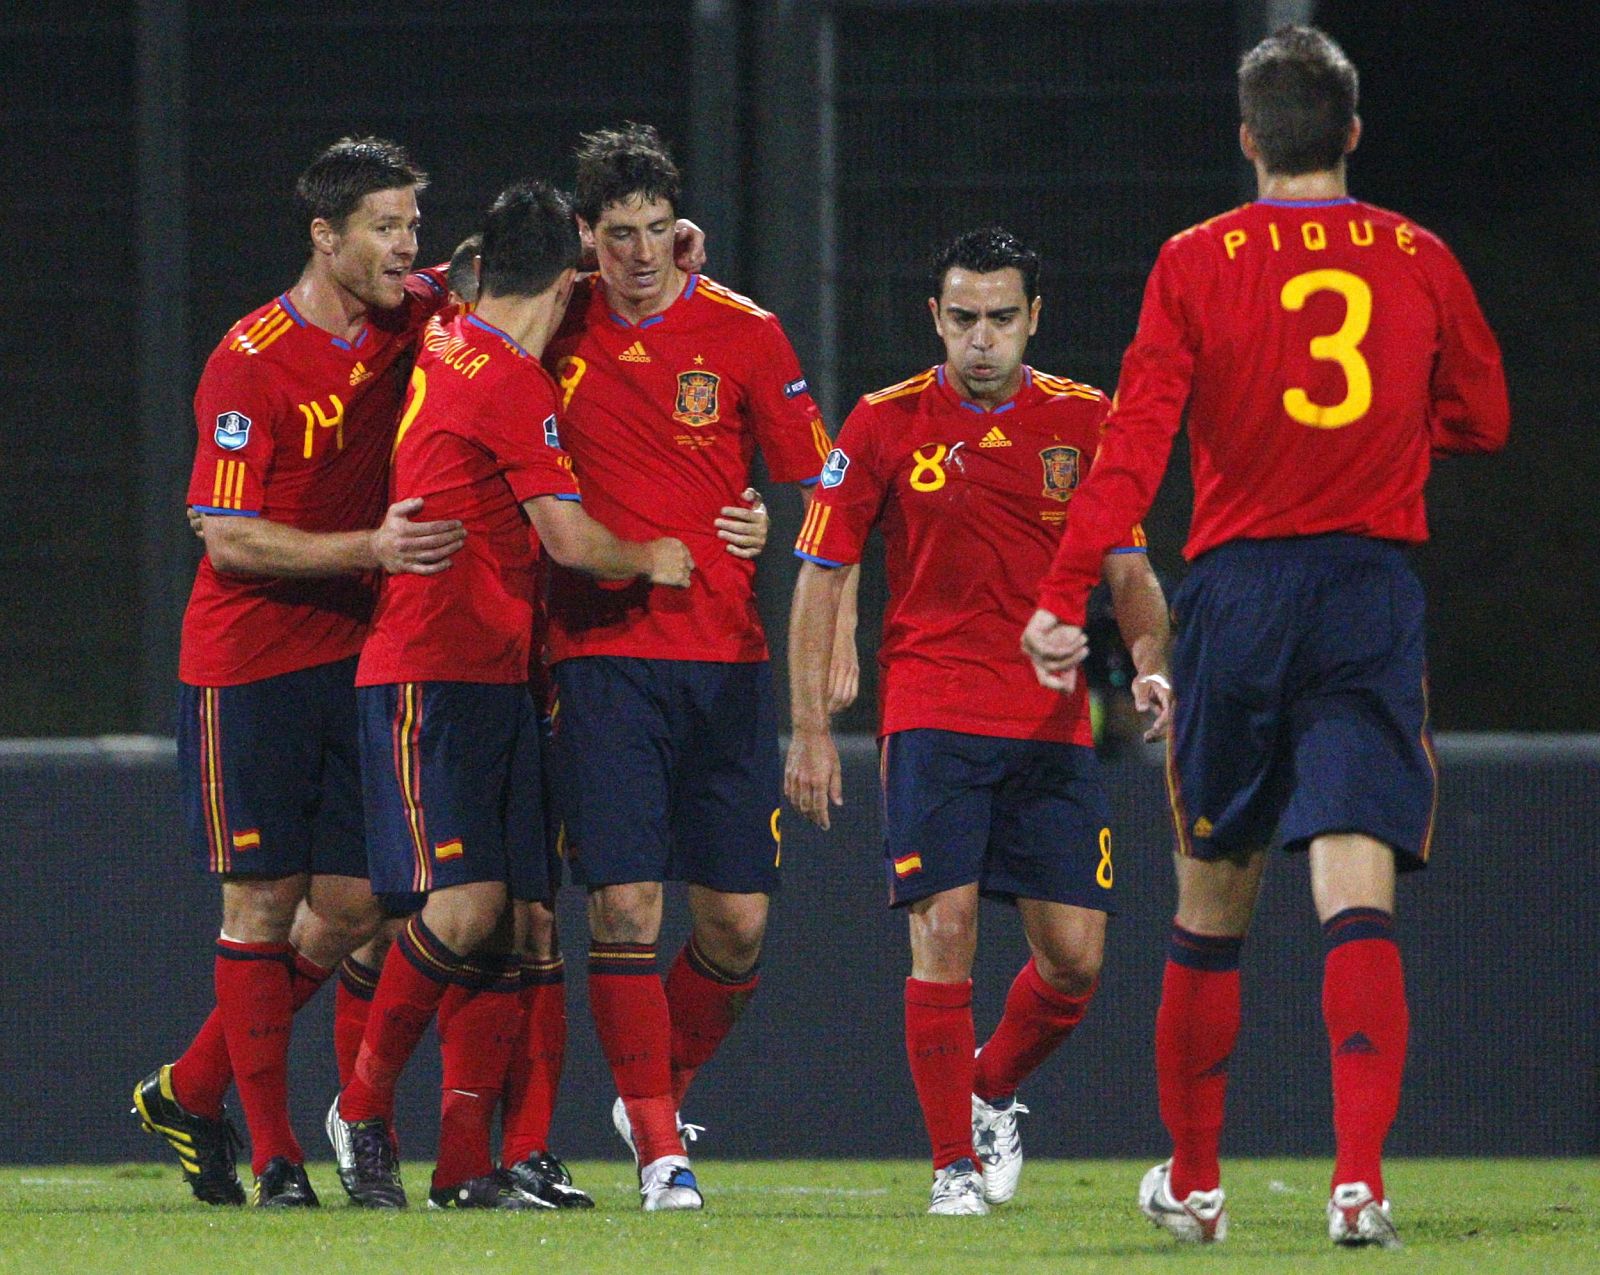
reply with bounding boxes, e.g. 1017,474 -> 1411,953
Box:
340,918 -> 461,1124
588,943 -> 680,1166
665,938 -> 760,1109
334,955 -> 381,1090
904,977 -> 976,1171
1157,926 -> 1243,1198
974,958 -> 1093,1102
172,950 -> 331,1119
434,960 -> 523,1191
500,957 -> 566,1165
214,939 -> 300,1174
1323,909 -> 1407,1201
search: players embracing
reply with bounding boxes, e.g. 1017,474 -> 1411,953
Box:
787,228 -> 1173,1215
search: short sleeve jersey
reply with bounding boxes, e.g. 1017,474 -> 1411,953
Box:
356,312 -> 580,687
543,274 -> 831,664
180,269 -> 449,685
1038,198 -> 1508,625
797,366 -> 1145,745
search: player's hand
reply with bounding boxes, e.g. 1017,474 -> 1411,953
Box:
1132,672 -> 1174,742
827,632 -> 859,714
186,506 -> 205,540
1022,608 -> 1089,692
674,219 -> 707,274
372,497 -> 467,575
715,487 -> 767,558
646,536 -> 695,588
785,726 -> 843,830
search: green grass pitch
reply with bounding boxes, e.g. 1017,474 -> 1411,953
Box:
2,1158 -> 1595,1274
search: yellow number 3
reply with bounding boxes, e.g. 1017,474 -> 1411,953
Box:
1279,268 -> 1373,429
908,444 -> 948,492
1096,827 -> 1114,889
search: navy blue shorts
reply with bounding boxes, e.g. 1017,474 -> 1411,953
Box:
177,656 -> 366,878
357,681 -> 548,911
1167,535 -> 1436,869
552,657 -> 782,895
880,729 -> 1117,911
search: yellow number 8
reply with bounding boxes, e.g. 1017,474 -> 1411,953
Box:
1096,827 -> 1113,889
1279,268 -> 1373,429
908,444 -> 948,492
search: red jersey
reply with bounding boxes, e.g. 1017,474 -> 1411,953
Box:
1037,198 -> 1509,625
797,365 -> 1146,745
543,274 -> 832,664
356,312 -> 580,687
180,270 -> 449,685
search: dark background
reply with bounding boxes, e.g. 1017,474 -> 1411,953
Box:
3,0 -> 1595,739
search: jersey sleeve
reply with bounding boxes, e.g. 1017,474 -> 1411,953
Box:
1082,395 -> 1150,556
794,398 -> 887,568
187,349 -> 278,516
745,314 -> 833,485
1038,241 -> 1195,623
1424,241 -> 1510,457
484,365 -> 581,504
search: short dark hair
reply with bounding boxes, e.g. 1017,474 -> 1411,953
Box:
573,122 -> 682,226
930,227 -> 1041,303
295,135 -> 428,232
477,181 -> 580,300
1238,26 -> 1359,176
447,233 -> 482,303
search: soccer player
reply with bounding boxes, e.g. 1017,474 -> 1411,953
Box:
786,227 -> 1173,1216
133,138 -> 466,1208
543,123 -> 850,1211
329,179 -> 696,1210
1022,27 -> 1509,1249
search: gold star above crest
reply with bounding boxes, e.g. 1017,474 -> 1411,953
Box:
694,355 -> 705,365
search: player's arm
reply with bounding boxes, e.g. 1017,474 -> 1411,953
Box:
1427,246 -> 1510,457
524,495 -> 693,587
784,560 -> 848,829
203,498 -> 466,578
1102,545 -> 1173,741
1027,245 -> 1195,687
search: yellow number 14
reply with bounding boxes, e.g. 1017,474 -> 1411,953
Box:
1279,268 -> 1373,429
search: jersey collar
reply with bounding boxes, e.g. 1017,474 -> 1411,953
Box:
936,363 -> 1032,415
604,272 -> 700,330
464,312 -> 532,359
1254,196 -> 1358,208
277,292 -> 371,351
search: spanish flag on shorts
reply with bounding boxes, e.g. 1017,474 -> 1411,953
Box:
892,852 -> 922,878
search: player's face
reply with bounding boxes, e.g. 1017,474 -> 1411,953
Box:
585,195 -> 680,315
326,186 -> 421,312
930,268 -> 1041,404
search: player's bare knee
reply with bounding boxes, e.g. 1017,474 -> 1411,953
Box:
689,895 -> 768,973
221,874 -> 305,942
908,893 -> 979,981
587,883 -> 663,946
514,899 -> 560,960
422,882 -> 509,956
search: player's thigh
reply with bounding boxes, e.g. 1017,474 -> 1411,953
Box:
551,657 -> 675,888
178,660 -> 353,877
1167,545 -> 1300,861
880,729 -> 996,909
357,681 -> 533,911
988,740 -> 1118,915
1280,544 -> 1435,870
669,660 -> 783,896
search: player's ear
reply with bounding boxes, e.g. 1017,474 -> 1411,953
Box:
927,294 -> 942,336
309,216 -> 338,257
1345,115 -> 1362,155
576,217 -> 597,254
1238,122 -> 1258,163
1028,294 -> 1042,337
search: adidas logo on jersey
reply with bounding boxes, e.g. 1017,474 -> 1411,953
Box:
979,425 -> 1012,447
619,341 -> 651,363
349,361 -> 373,387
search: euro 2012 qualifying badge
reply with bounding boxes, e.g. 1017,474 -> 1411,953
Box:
820,448 -> 850,488
215,411 -> 252,451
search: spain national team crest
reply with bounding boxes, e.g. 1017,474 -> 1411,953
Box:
673,370 -> 722,427
1039,445 -> 1081,502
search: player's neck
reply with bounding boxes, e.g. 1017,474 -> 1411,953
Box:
1255,162 -> 1349,203
288,262 -> 372,343
945,362 -> 1024,411
608,264 -> 686,325
473,293 -> 561,361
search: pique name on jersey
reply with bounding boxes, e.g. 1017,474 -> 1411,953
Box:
1223,217 -> 1420,261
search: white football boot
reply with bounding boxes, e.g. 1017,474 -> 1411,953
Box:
639,1155 -> 703,1211
1328,1181 -> 1401,1249
1138,1159 -> 1228,1242
971,1093 -> 1029,1204
928,1157 -> 990,1216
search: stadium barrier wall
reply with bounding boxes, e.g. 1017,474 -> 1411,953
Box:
2,733 -> 1594,1166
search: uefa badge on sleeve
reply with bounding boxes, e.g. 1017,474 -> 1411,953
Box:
215,411 -> 252,452
820,448 -> 850,489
